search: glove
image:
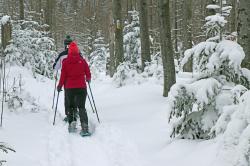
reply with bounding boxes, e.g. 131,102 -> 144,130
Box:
57,86 -> 62,92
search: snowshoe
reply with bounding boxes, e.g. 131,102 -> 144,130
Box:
68,121 -> 77,133
80,130 -> 91,137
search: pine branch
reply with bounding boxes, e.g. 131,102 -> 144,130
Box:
0,142 -> 16,153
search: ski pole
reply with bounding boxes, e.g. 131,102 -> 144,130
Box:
87,82 -> 100,123
0,58 -> 5,127
52,71 -> 58,109
53,91 -> 60,125
87,93 -> 95,113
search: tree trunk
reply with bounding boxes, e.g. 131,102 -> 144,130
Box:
230,0 -> 237,32
45,0 -> 54,29
173,0 -> 180,61
139,0 -> 151,71
183,0 -> 193,72
19,0 -> 24,20
238,0 -> 250,69
109,7 -> 115,77
1,19 -> 12,49
158,0 -> 176,97
113,0 -> 124,70
148,0 -> 153,30
73,0 -> 78,11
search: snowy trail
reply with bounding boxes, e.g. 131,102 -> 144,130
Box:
0,67 -> 219,166
0,67 -> 144,166
47,123 -> 73,166
0,110 -> 144,166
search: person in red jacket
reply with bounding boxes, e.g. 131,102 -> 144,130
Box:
57,41 -> 91,135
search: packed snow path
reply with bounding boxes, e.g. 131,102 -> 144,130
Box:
0,67 -> 219,166
1,111 -> 144,166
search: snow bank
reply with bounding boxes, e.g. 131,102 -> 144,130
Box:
215,91 -> 250,166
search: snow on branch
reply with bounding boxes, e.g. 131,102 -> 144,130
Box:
0,15 -> 11,25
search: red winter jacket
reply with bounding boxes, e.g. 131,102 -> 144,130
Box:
58,42 -> 91,89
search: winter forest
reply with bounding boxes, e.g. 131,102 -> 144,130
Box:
0,0 -> 250,166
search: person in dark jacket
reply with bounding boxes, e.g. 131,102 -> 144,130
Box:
53,35 -> 72,70
57,41 -> 91,135
53,35 -> 72,121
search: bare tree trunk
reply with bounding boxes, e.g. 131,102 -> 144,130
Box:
230,0 -> 238,32
109,6 -> 115,77
148,0 -> 153,30
238,0 -> 250,69
139,0 -> 151,71
173,0 -> 179,60
158,0 -> 176,97
183,0 -> 193,72
45,0 -> 54,29
73,0 -> 78,11
19,0 -> 24,20
1,19 -> 12,49
113,0 -> 124,69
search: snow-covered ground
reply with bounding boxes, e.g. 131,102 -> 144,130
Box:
1,66 -> 220,166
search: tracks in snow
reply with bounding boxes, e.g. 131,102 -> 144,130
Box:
46,118 -> 144,166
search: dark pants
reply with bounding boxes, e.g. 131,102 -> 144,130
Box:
65,88 -> 88,128
64,90 -> 69,116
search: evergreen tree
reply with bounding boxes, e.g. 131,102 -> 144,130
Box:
5,20 -> 57,78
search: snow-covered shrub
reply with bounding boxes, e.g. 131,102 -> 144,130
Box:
143,52 -> 163,81
182,40 -> 248,86
113,62 -> 141,87
170,0 -> 249,139
169,78 -> 222,139
4,20 -> 57,78
213,90 -> 250,166
170,39 -> 249,139
7,96 -> 23,110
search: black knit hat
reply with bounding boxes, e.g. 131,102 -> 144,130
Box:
64,35 -> 73,46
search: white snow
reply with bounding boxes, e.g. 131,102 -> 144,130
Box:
0,65 -> 221,166
0,15 -> 10,25
206,4 -> 220,10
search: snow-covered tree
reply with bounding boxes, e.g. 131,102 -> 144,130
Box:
4,20 -> 57,78
113,10 -> 141,87
123,10 -> 141,68
169,3 -> 250,139
113,10 -> 164,87
204,1 -> 232,41
89,30 -> 107,79
169,39 -> 249,139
